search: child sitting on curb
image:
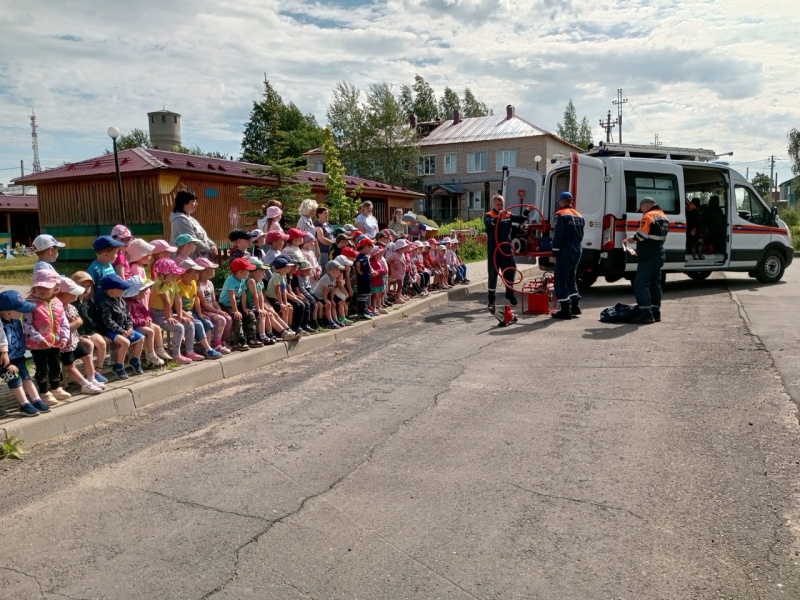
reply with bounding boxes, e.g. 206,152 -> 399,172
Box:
149,258 -> 191,364
148,240 -> 177,279
174,234 -> 200,265
292,260 -> 318,333
312,261 -> 344,330
265,256 -> 301,341
264,230 -> 288,266
32,234 -> 66,273
111,224 -> 135,279
369,245 -> 388,315
123,276 -> 169,367
218,257 -> 257,351
96,274 -> 145,379
70,271 -> 109,383
228,229 -> 256,262
88,236 -> 126,294
196,258 -> 233,354
177,259 -> 222,360
57,277 -> 104,394
354,237 -> 375,320
24,269 -> 72,405
127,238 -> 156,281
244,258 -> 270,346
0,291 -> 52,417
250,229 -> 267,262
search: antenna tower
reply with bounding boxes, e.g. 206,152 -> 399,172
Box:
30,110 -> 42,173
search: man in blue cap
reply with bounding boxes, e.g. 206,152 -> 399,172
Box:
551,191 -> 585,320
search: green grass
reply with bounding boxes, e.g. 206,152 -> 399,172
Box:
438,217 -> 486,236
0,256 -> 89,286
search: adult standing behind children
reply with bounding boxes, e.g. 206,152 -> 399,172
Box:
169,189 -> 218,259
388,209 -> 408,237
314,207 -> 335,267
355,201 -> 380,239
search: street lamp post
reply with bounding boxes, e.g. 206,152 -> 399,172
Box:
534,155 -> 542,172
107,126 -> 126,225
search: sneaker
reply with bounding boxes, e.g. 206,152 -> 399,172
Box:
358,313 -> 373,321
94,373 -> 108,384
146,352 -> 165,367
112,364 -> 129,380
155,348 -> 173,362
302,325 -> 317,334
341,318 -> 354,326
247,338 -> 264,348
378,308 -> 389,315
364,309 -> 375,317
205,348 -> 223,359
235,341 -> 250,352
91,378 -> 107,389
215,345 -> 232,355
174,354 -> 193,364
185,352 -> 205,361
51,387 -> 72,401
328,321 -> 341,330
40,392 -> 58,406
260,336 -> 276,346
281,329 -> 300,341
80,382 -> 103,395
32,400 -> 51,413
130,357 -> 144,375
19,403 -> 39,417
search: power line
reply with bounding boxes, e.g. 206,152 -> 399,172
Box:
626,98 -> 655,135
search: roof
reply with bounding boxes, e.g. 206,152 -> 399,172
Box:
14,148 -> 423,198
779,174 -> 800,187
430,183 -> 467,195
419,114 -> 576,148
0,193 -> 38,211
302,148 -> 323,156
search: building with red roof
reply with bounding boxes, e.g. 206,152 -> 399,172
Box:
14,148 -> 422,259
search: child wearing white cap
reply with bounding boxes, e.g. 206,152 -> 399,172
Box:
57,277 -> 104,395
32,234 -> 66,273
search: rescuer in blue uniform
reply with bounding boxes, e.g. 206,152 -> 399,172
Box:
551,192 -> 585,320
484,194 -> 527,312
626,196 -> 669,324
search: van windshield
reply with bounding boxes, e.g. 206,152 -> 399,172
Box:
624,171 -> 680,214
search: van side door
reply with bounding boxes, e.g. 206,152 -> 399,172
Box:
620,163 -> 686,271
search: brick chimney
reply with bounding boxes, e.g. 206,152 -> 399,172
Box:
410,114 -> 418,129
453,109 -> 461,124
506,105 -> 515,120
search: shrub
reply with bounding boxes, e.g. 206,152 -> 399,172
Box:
458,237 -> 487,262
438,217 -> 486,236
778,205 -> 800,227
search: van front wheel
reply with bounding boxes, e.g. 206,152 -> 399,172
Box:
754,250 -> 785,284
686,271 -> 711,281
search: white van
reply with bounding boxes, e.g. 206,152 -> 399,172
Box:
502,144 -> 794,286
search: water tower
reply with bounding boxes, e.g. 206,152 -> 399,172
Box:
147,109 -> 182,151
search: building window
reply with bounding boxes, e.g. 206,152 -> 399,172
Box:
496,150 -> 517,170
468,190 -> 484,210
150,116 -> 154,124
161,115 -> 166,123
173,116 -> 178,124
315,162 -> 324,173
444,154 -> 458,174
467,152 -> 487,173
418,155 -> 436,176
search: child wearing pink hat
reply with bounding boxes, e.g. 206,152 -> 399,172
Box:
148,239 -> 177,280
148,258 -> 191,364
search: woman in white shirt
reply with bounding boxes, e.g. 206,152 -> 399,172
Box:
355,201 -> 379,238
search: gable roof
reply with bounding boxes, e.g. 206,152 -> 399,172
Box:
13,148 -> 423,197
419,114 -> 579,149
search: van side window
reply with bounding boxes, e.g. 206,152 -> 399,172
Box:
734,186 -> 770,225
624,171 -> 680,214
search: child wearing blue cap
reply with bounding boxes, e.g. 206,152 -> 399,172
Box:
88,236 -> 126,296
0,291 -> 52,417
96,274 -> 145,379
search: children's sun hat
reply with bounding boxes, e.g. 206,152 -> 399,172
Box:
127,238 -> 156,263
150,239 -> 177,254
153,258 -> 185,276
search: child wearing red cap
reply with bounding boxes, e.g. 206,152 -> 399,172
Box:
218,257 -> 259,351
354,237 -> 375,319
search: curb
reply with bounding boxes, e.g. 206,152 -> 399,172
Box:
0,263 -> 540,447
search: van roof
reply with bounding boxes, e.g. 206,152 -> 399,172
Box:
586,142 -> 721,162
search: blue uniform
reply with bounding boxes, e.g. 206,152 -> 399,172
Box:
484,209 -> 527,305
633,206 -> 669,318
552,207 -> 585,303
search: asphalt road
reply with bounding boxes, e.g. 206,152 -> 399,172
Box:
0,267 -> 799,600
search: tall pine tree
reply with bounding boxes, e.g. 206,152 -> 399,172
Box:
438,87 -> 461,120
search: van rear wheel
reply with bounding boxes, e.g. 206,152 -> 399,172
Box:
686,271 -> 711,281
754,249 -> 785,284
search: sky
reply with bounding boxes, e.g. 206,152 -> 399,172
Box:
1,0 -> 798,186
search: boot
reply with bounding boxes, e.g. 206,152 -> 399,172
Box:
652,307 -> 661,322
570,297 -> 582,316
551,301 -> 572,320
632,309 -> 656,325
506,291 -> 518,306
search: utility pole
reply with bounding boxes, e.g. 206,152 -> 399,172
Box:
599,110 -> 618,143
769,155 -> 775,197
612,88 -> 627,144
651,133 -> 662,147
20,160 -> 25,195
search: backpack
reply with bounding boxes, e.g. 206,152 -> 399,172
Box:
599,303 -> 639,323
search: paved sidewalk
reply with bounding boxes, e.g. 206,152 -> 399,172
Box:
0,259 -> 539,446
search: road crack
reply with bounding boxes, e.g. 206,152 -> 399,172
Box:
506,482 -> 646,521
0,565 -> 46,599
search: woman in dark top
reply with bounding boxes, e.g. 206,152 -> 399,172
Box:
315,206 -> 336,267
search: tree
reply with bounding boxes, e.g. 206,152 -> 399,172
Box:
327,81 -> 421,189
751,173 -> 773,198
462,87 -> 491,117
241,157 -> 312,228
412,75 -> 438,121
578,117 -> 593,151
241,78 -> 324,165
438,86 -> 461,120
115,128 -> 152,150
556,100 -> 593,150
321,127 -> 358,224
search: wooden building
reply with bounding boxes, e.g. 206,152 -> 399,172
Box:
0,192 -> 39,248
15,148 -> 423,260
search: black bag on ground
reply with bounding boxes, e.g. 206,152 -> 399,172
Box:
599,303 -> 639,323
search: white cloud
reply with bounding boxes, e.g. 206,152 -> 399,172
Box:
0,0 -> 797,182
